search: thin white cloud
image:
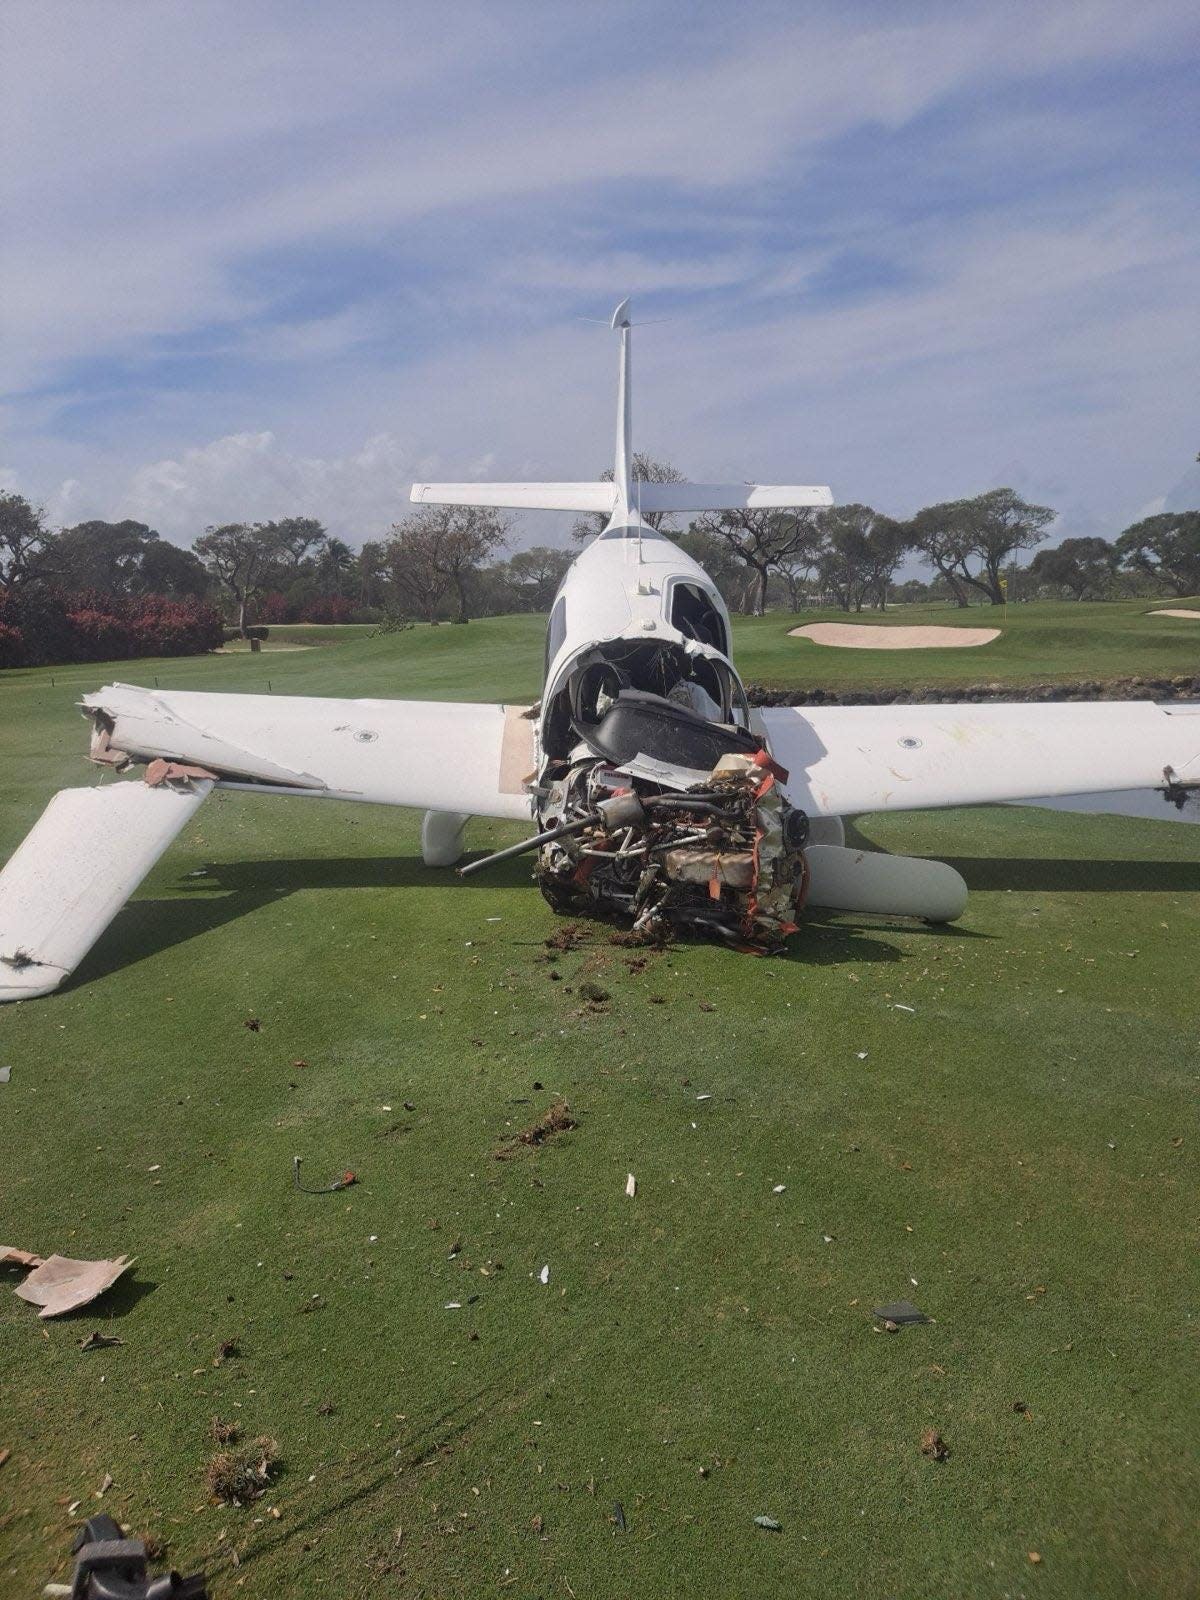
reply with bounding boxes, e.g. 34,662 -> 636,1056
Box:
112,432 -> 427,541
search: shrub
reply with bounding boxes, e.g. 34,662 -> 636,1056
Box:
0,586 -> 224,667
0,620 -> 24,667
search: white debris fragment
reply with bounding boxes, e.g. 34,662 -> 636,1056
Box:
892,1004 -> 916,1013
856,1051 -> 869,1060
147,1164 -> 161,1172
485,917 -> 503,923
369,1235 -> 378,1243
0,1066 -> 10,1084
444,1301 -> 462,1310
539,1264 -> 550,1285
625,1173 -> 636,1198
772,1184 -> 786,1194
822,1234 -> 834,1245
696,1093 -> 712,1101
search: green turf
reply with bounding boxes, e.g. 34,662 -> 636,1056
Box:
734,596 -> 1200,690
1,609 -> 1198,1598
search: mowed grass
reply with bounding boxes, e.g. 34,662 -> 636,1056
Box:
1,608 -> 1198,1599
735,596 -> 1200,690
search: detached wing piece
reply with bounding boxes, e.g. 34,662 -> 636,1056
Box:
0,685 -> 536,1001
760,701 -> 1200,817
0,780 -> 211,1000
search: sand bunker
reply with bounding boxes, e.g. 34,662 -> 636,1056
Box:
790,622 -> 1000,650
1150,608 -> 1200,619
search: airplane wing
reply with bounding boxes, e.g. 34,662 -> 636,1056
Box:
81,684 -> 536,817
0,780 -> 212,1000
0,685 -> 536,1000
758,701 -> 1200,817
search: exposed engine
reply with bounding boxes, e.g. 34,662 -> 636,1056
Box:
533,737 -> 809,950
462,643 -> 810,949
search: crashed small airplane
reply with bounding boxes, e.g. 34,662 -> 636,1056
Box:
2,300 -> 1198,1000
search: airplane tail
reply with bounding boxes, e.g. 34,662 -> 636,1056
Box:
410,299 -> 832,522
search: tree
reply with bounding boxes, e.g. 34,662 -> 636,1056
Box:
504,546 -> 574,610
1028,536 -> 1117,600
908,489 -> 1054,605
355,541 -> 389,610
0,492 -> 53,590
675,526 -> 756,612
688,508 -> 821,616
1115,512 -> 1200,597
138,539 -> 211,597
261,516 -> 326,568
381,522 -> 450,623
193,522 -> 279,634
50,519 -> 211,598
905,501 -> 975,607
570,453 -> 686,541
387,505 -> 510,624
317,536 -> 355,589
813,505 -> 908,612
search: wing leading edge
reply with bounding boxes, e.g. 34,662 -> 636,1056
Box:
759,701 -> 1200,817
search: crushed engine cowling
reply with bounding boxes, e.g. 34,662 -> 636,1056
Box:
534,688 -> 808,950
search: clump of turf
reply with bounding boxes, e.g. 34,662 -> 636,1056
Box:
495,1100 -> 576,1159
204,1435 -> 279,1504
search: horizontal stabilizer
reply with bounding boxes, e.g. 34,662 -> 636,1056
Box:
635,482 -> 833,513
410,482 -> 617,513
0,780 -> 211,1001
410,481 -> 832,515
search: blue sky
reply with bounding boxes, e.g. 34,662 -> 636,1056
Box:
2,0 -> 1198,547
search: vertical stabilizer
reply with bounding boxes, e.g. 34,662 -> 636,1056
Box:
611,298 -> 632,517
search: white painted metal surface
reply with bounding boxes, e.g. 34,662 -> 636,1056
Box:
83,685 -> 535,819
0,780 -> 211,1000
760,702 -> 1200,817
410,482 -> 617,512
805,844 -> 968,923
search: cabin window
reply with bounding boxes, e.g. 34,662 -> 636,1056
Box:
544,596 -> 567,674
670,582 -> 727,654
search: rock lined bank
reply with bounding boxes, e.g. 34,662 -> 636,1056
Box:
747,674 -> 1200,707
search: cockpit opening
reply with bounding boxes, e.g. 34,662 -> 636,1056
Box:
541,639 -> 748,763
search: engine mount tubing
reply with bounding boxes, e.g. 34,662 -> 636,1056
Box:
457,814 -> 594,878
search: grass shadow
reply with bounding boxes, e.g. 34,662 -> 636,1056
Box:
65,854 -> 538,994
940,857 -> 1200,893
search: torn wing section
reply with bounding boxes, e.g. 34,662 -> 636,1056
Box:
0,779 -> 211,1001
80,683 -> 535,818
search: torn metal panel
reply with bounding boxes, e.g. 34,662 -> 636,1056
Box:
497,704 -> 537,795
0,779 -> 211,1001
13,1253 -> 134,1317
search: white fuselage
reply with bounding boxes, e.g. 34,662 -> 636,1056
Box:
542,515 -> 739,711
